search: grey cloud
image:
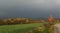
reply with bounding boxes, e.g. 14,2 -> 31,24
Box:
0,0 -> 60,18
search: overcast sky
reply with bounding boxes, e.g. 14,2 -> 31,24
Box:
0,0 -> 60,18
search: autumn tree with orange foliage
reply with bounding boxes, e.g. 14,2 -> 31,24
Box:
7,18 -> 15,24
10,19 -> 15,23
48,15 -> 55,25
22,18 -> 30,24
2,19 -> 8,24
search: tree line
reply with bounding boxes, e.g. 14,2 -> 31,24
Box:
0,18 -> 30,25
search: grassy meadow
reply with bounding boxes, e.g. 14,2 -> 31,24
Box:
0,23 -> 44,33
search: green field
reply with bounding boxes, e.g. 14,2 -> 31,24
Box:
0,23 -> 44,33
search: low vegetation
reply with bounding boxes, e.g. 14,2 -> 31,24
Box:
0,23 -> 44,33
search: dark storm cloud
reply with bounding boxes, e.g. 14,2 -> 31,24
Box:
0,0 -> 60,18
